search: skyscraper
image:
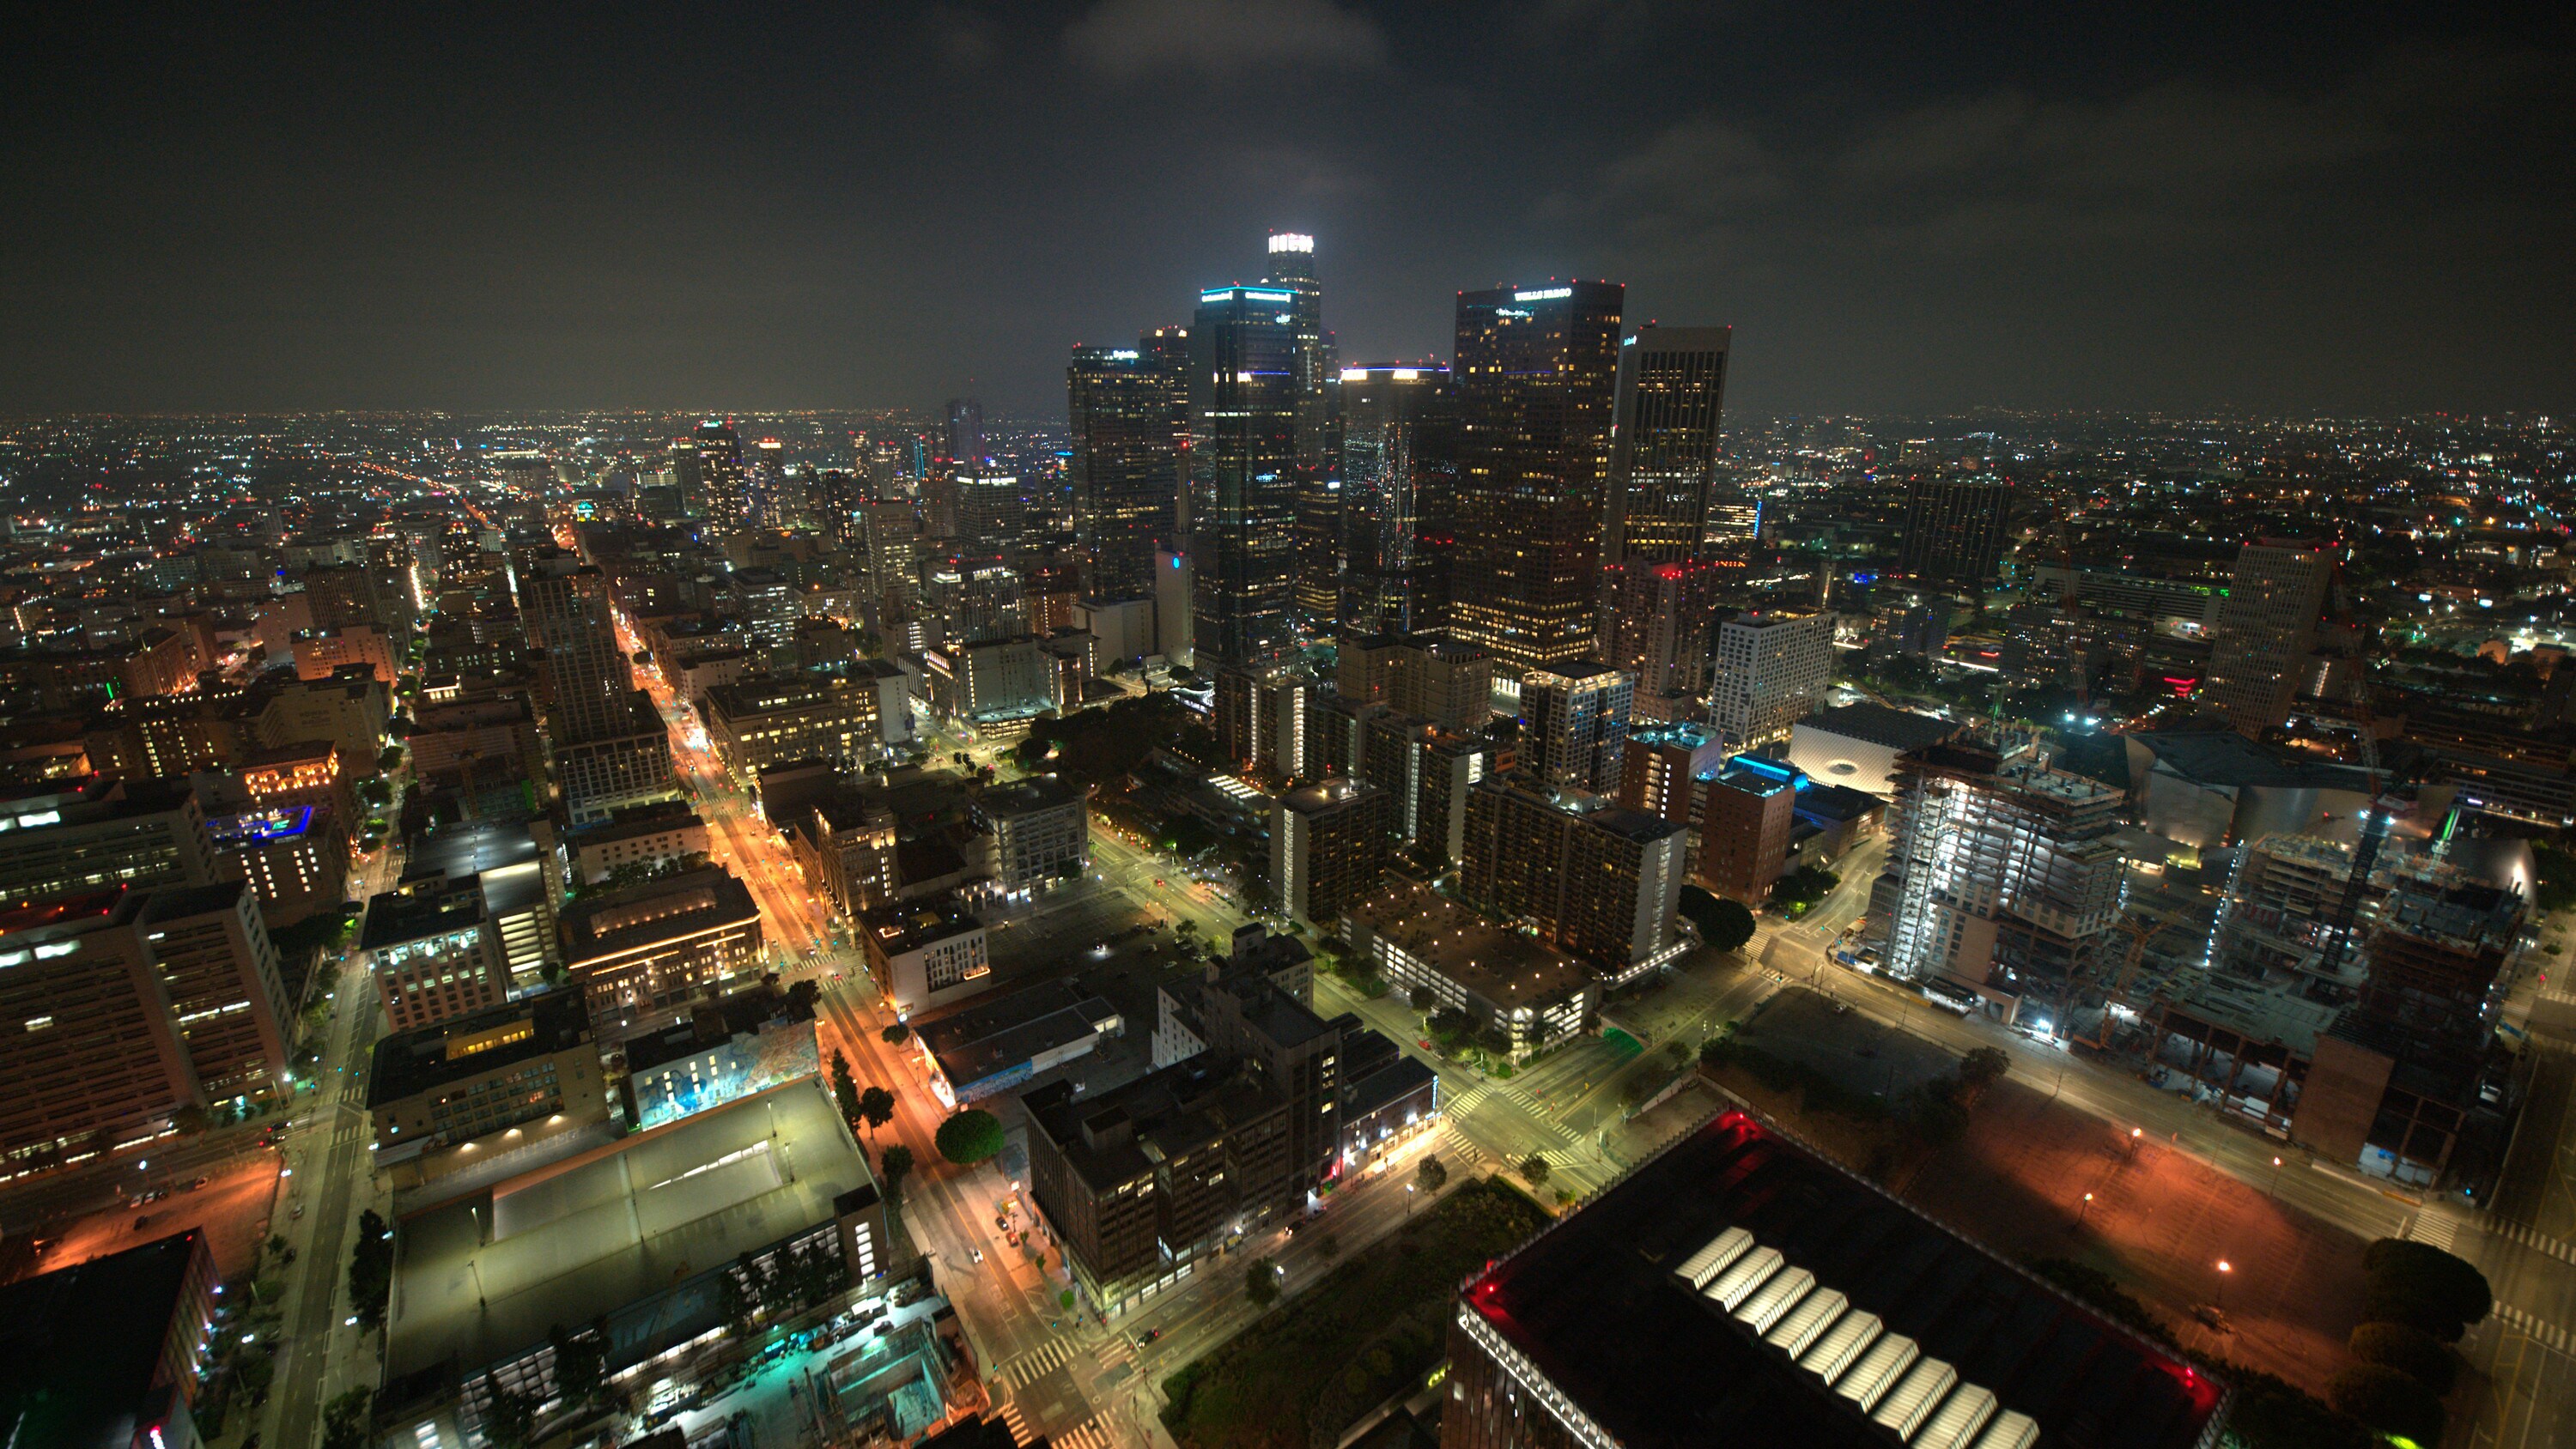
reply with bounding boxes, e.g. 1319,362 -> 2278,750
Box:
1068,337 -> 1185,600
2203,540 -> 2336,737
518,552 -> 677,822
957,473 -> 1027,565
690,420 -> 745,534
943,397 -> 984,468
1449,281 -> 1625,688
1521,659 -> 1634,797
1188,282 -> 1304,665
1602,324 -> 1730,566
1337,365 -> 1455,634
1896,475 -> 2014,587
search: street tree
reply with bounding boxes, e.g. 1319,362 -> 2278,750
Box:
858,1086 -> 897,1138
1246,1257 -> 1279,1307
1408,985 -> 1436,1016
1959,1046 -> 2010,1092
1414,1155 -> 1447,1195
1517,1154 -> 1550,1188
880,1143 -> 916,1199
882,1022 -> 912,1046
828,1050 -> 860,1126
936,1108 -> 1005,1165
319,1390 -> 376,1449
348,1208 -> 394,1331
549,1320 -> 606,1409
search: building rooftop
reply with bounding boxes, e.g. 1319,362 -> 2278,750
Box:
368,987 -> 594,1106
1348,879 -> 1592,1012
863,895 -> 985,955
561,800 -> 705,849
1024,1058 -> 1280,1196
917,979 -> 1121,1092
0,1228 -> 210,1449
1461,1109 -> 2226,1449
386,1078 -> 874,1382
2133,730 -> 2374,793
975,773 -> 1088,817
559,867 -> 759,962
402,817 -> 544,881
360,877 -> 489,952
209,803 -> 325,847
622,983 -> 817,1076
1795,704 -> 1962,753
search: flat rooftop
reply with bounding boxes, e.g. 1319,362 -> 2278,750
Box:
562,801 -> 704,848
361,879 -> 487,952
387,1078 -> 872,1381
975,773 -> 1087,816
1797,704 -> 1963,752
368,987 -> 594,1106
0,1228 -> 207,1449
1348,879 -> 1591,1012
402,818 -> 544,882
918,980 -> 1121,1089
559,867 -> 758,962
1461,1109 -> 2224,1449
864,895 -> 984,955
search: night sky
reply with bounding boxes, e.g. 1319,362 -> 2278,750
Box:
3,3 -> 2568,418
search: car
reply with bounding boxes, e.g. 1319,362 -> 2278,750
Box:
134,1216 -> 150,1230
191,1175 -> 210,1190
1136,1327 -> 1163,1344
969,1247 -> 984,1264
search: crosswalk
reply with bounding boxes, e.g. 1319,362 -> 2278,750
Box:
999,1338 -> 1078,1388
2485,1216 -> 2576,1267
2534,985 -> 2576,1008
997,1400 -> 1036,1446
1048,1417 -> 1116,1449
2406,1210 -> 2457,1252
1447,1082 -> 1581,1149
2491,1301 -> 2576,1356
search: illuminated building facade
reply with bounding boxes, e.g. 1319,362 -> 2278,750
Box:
557,866 -> 764,1037
1069,335 -> 1188,600
1448,281 -> 1625,682
1602,324 -> 1730,566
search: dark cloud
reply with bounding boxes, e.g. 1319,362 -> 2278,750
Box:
1065,0 -> 1388,80
0,4 -> 2564,415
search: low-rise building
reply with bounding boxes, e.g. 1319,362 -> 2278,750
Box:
860,896 -> 993,1017
1346,877 -> 1593,1059
554,801 -> 710,885
366,989 -> 605,1188
209,801 -> 349,928
1786,701 -> 1966,798
557,866 -> 764,1038
619,985 -> 821,1131
912,979 -> 1122,1107
702,674 -> 886,777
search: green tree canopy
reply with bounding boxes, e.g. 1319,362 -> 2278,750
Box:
1245,1256 -> 1279,1307
858,1085 -> 897,1136
2326,1363 -> 2445,1447
2361,1238 -> 2492,1342
880,1143 -> 916,1197
1680,886 -> 1758,952
936,1108 -> 1005,1165
2348,1320 -> 2458,1396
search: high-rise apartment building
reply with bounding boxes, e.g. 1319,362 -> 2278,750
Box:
1880,742 -> 2127,1022
1709,609 -> 1832,749
1694,755 -> 1800,905
1460,777 -> 1686,984
689,420 -> 746,530
1619,720 -> 1725,827
1068,338 -> 1187,600
1334,632 -> 1492,732
1600,557 -> 1727,720
920,551 -> 1027,646
1448,281 -> 1625,684
1896,475 -> 2014,587
517,554 -> 633,745
1272,776 -> 1393,926
361,876 -> 507,1033
1602,324 -> 1730,566
958,474 -> 1028,565
2203,540 -> 2336,737
1336,365 -> 1454,634
1215,659 -> 1323,781
1520,659 -> 1633,797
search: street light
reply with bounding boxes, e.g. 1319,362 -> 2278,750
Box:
2076,1191 -> 2094,1229
2268,1155 -> 2284,1199
2214,1259 -> 2232,1312
2128,1126 -> 2142,1160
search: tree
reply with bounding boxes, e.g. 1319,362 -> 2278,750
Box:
1772,866 -> 1840,913
549,1320 -> 606,1409
1517,1154 -> 1550,1188
936,1107 -> 1005,1165
171,1104 -> 210,1137
880,1143 -> 916,1198
2361,1238 -> 2493,1342
1414,1155 -> 1447,1195
828,1050 -> 860,1127
1408,985 -> 1436,1016
348,1208 -> 394,1331
2348,1321 -> 2459,1396
1245,1256 -> 1280,1307
858,1086 -> 897,1138
319,1389 -> 375,1449
1958,1046 -> 2010,1091
2326,1363 -> 2445,1448
378,744 -> 406,773
479,1373 -> 540,1449
881,1021 -> 912,1046
1679,886 -> 1758,953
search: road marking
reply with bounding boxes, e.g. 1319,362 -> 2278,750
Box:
2484,1216 -> 2576,1266
2407,1210 -> 2458,1252
996,1400 -> 1036,1446
1051,1417 -> 1114,1449
1003,1337 -> 1075,1387
2490,1301 -> 2576,1356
